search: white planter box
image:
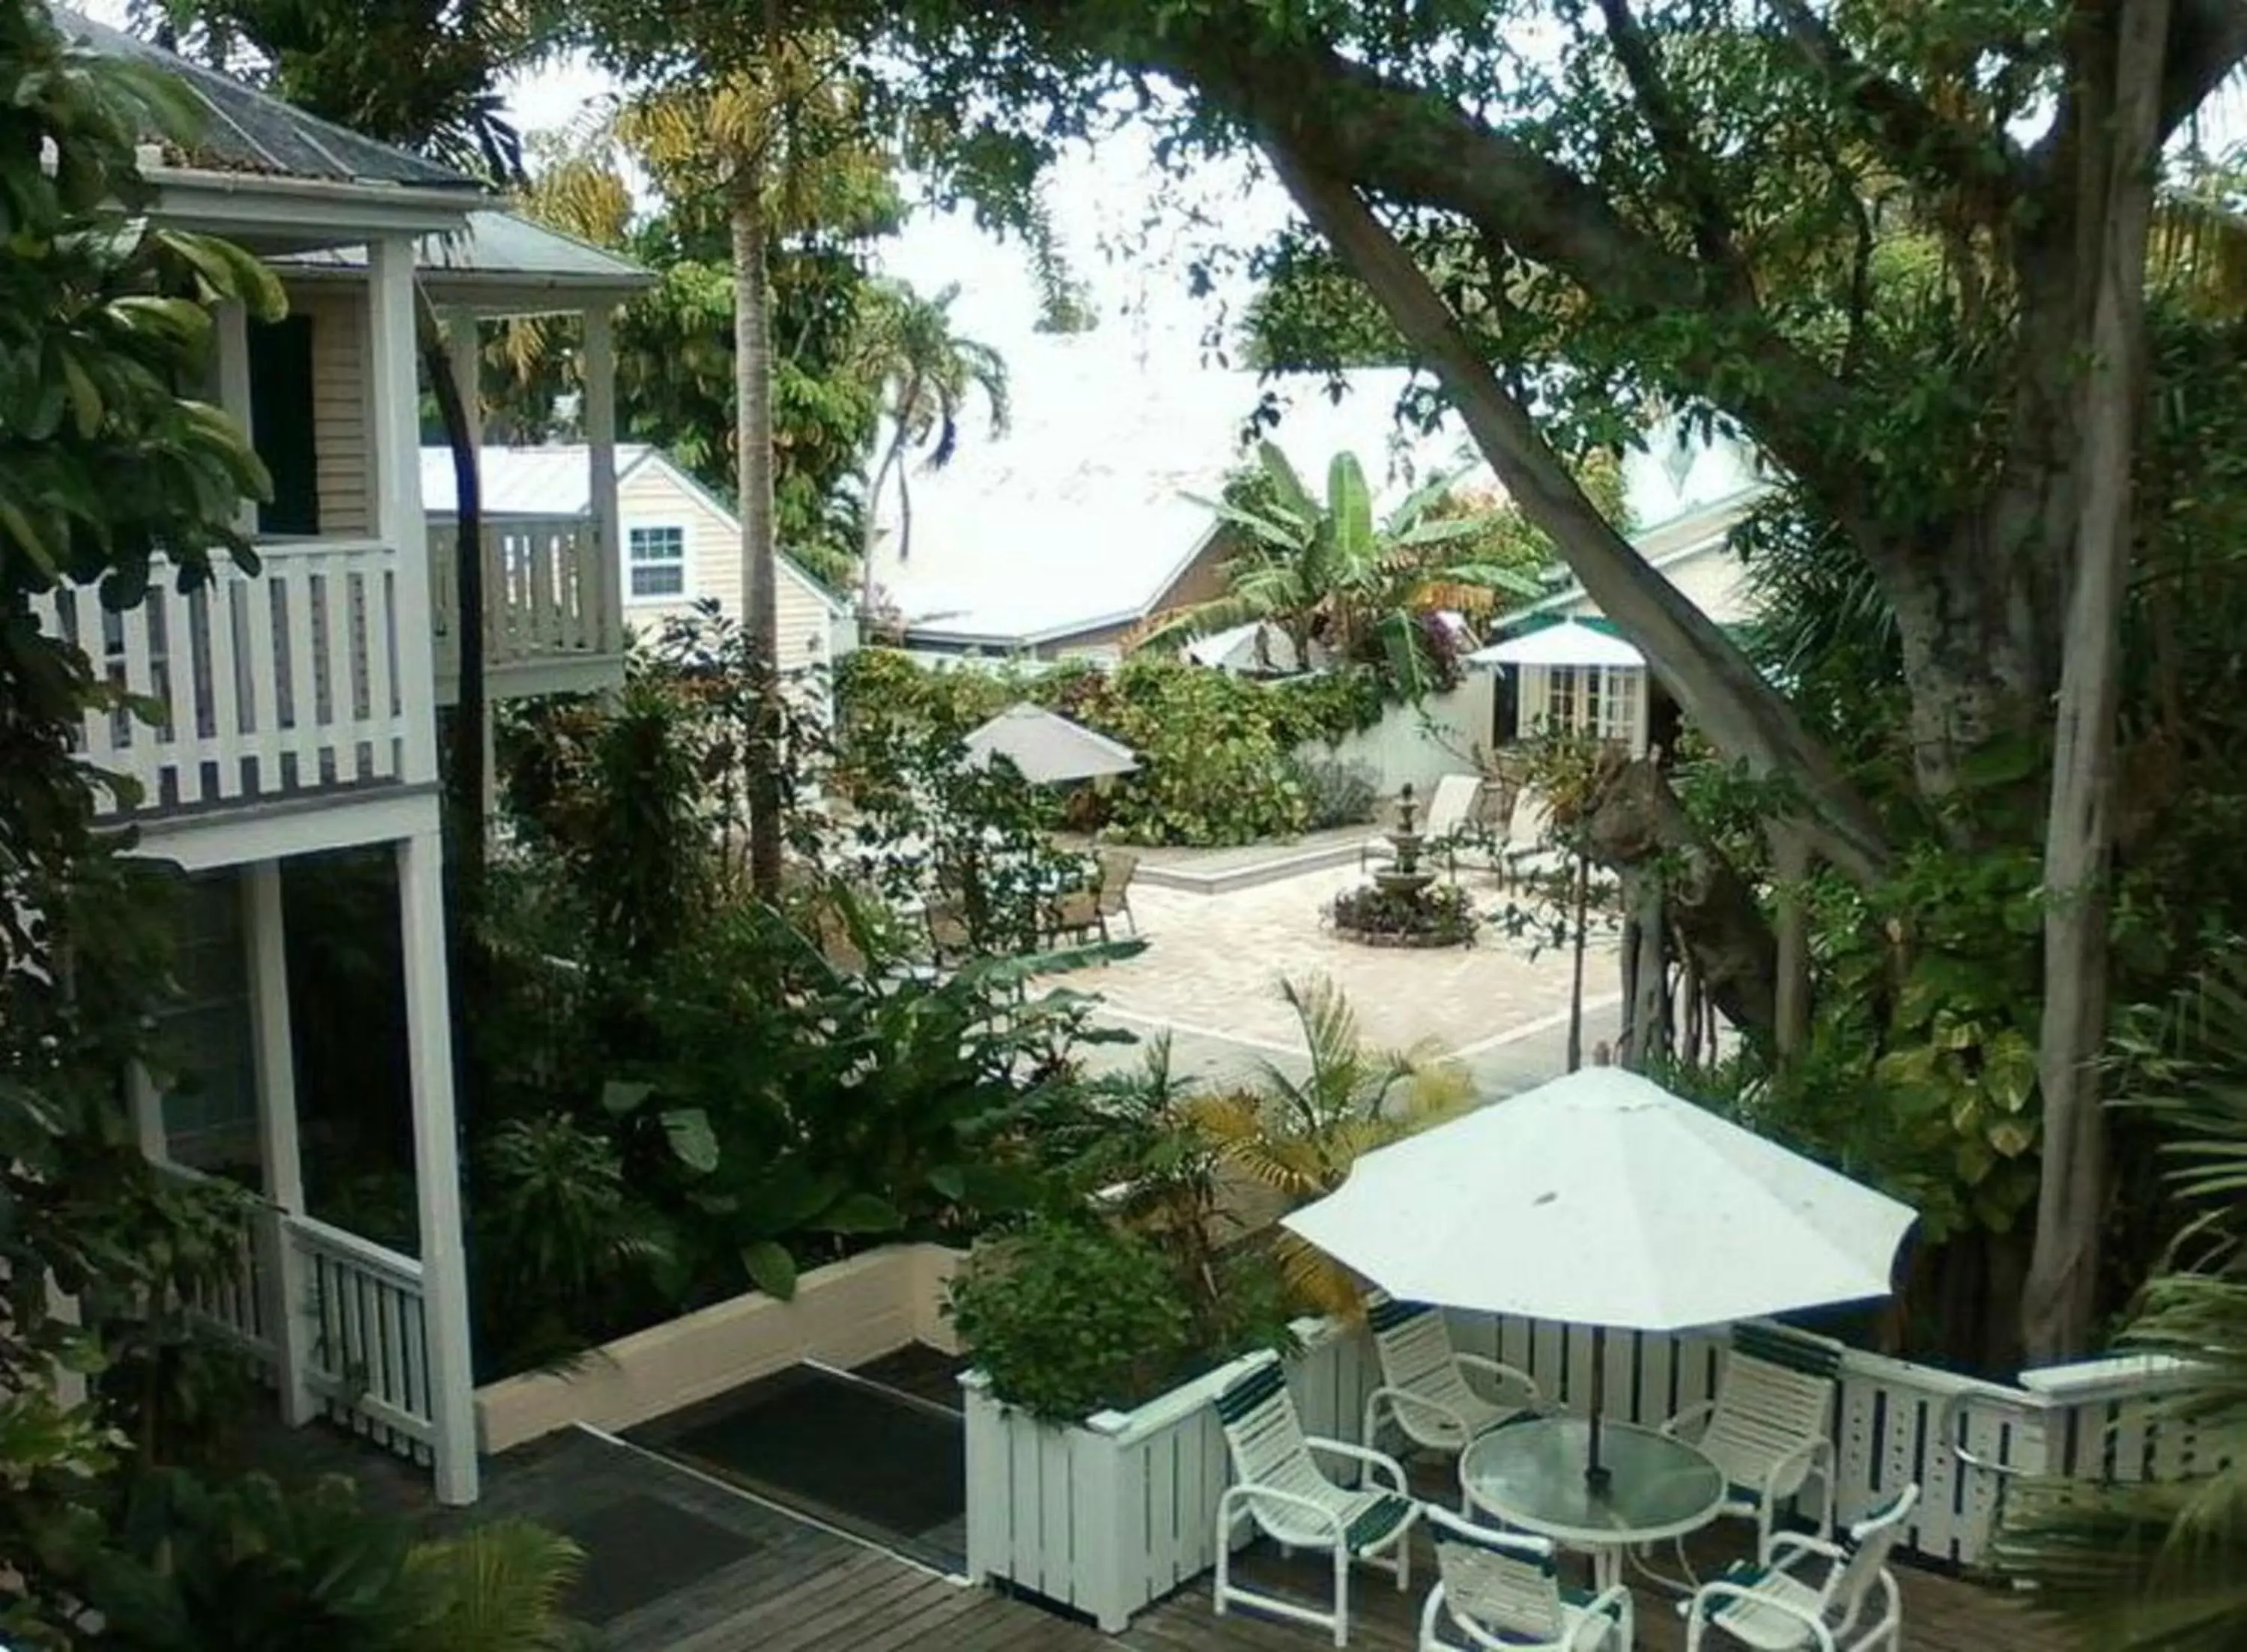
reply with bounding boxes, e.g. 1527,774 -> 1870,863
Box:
962,1317 -> 1374,1633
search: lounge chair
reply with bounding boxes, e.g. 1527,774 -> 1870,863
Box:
1361,1299 -> 1542,1501
1095,846 -> 1139,937
1419,1507 -> 1632,1651
1682,1484 -> 1917,1651
1361,774 -> 1483,872
1661,1322 -> 1843,1561
1213,1355 -> 1420,1647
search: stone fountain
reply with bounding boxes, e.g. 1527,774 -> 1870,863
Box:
1329,782 -> 1476,948
1372,783 -> 1437,899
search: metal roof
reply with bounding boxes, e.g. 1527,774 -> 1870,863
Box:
55,8 -> 480,192
279,209 -> 650,294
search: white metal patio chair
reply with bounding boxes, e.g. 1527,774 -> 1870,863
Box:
1362,1299 -> 1543,1501
1661,1322 -> 1843,1562
1213,1354 -> 1422,1647
1419,1507 -> 1632,1652
1682,1484 -> 1918,1651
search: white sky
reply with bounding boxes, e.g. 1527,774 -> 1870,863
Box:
501,52 -> 1290,375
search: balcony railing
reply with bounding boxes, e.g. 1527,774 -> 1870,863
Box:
32,539 -> 422,817
428,513 -> 622,684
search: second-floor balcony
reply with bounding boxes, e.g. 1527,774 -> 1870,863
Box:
428,511 -> 625,699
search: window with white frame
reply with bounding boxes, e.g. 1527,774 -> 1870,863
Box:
627,524 -> 686,599
1535,665 -> 1643,750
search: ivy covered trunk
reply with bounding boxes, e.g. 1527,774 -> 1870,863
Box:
731,173 -> 786,899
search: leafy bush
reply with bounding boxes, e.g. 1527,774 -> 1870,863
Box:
832,650 -> 1390,848
947,1221 -> 1197,1421
1293,757 -> 1380,830
1329,881 -> 1479,946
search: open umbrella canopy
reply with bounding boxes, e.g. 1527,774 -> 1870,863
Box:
1465,619 -> 1646,670
961,702 -> 1139,784
1282,1067 -> 1914,1333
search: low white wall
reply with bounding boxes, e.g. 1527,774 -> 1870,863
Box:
1296,677 -> 1493,800
474,1241 -> 963,1456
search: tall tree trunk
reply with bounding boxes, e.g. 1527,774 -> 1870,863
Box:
419,310 -> 485,903
2023,0 -> 2167,1364
860,421 -> 909,614
1771,824 -> 1813,1063
732,176 -> 784,900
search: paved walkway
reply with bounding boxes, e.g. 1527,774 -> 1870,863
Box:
1058,863 -> 1619,1096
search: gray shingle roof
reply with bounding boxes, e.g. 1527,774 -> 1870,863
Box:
55,8 -> 481,192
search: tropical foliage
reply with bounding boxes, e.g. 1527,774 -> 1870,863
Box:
834,647 -> 1386,847
1144,438 -> 1541,695
1992,950 -> 2247,1647
1189,975 -> 1470,1317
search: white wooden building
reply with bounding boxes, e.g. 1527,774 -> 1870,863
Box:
419,443 -> 855,715
1470,473 -> 1768,756
37,13 -> 650,1506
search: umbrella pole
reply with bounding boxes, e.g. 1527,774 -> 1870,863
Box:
1586,1325 -> 1611,1492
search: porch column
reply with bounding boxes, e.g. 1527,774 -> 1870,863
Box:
243,861 -> 318,1425
396,827 -> 479,1505
126,1061 -> 168,1164
366,235 -> 439,785
583,303 -> 622,659
214,300 -> 256,538
446,314 -> 497,819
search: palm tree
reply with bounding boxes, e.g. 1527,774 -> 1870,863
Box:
605,44 -> 888,898
856,279 -> 1010,605
1141,440 -> 1542,690
1189,975 -> 1469,1317
1989,950 -> 2247,1647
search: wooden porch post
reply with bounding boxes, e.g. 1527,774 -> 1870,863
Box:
126,1061 -> 168,1164
583,303 -> 622,661
366,235 -> 438,786
243,860 -> 318,1425
397,827 -> 479,1505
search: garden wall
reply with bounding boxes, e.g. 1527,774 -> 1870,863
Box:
1296,676 -> 1494,800
962,1308 -> 2192,1633
474,1241 -> 963,1456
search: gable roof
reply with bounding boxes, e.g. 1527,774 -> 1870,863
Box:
1500,484 -> 1770,631
870,348 -> 1487,649
419,445 -> 844,617
55,10 -> 481,193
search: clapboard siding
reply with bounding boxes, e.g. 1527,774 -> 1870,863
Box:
614,458 -> 837,691
281,283 -> 373,538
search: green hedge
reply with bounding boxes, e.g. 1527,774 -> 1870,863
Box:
833,651 -> 1387,847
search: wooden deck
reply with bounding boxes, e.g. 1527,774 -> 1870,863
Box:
234,1412 -> 2078,1649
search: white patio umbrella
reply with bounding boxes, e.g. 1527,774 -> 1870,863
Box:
1282,1066 -> 1915,1476
961,701 -> 1139,784
1464,619 -> 1646,670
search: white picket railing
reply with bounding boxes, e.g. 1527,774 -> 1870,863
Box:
161,1178 -> 435,1469
428,513 -> 620,680
31,540 -> 421,816
963,1313 -> 2193,1633
291,1214 -> 436,1464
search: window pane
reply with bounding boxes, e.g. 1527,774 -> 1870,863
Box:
631,564 -> 685,598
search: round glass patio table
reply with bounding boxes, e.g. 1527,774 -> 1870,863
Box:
1460,1416 -> 1724,1592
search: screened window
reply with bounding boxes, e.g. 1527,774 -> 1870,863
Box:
628,525 -> 686,598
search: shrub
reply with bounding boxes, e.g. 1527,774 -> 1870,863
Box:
947,1220 -> 1195,1421
1293,757 -> 1380,830
1329,881 -> 1479,947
